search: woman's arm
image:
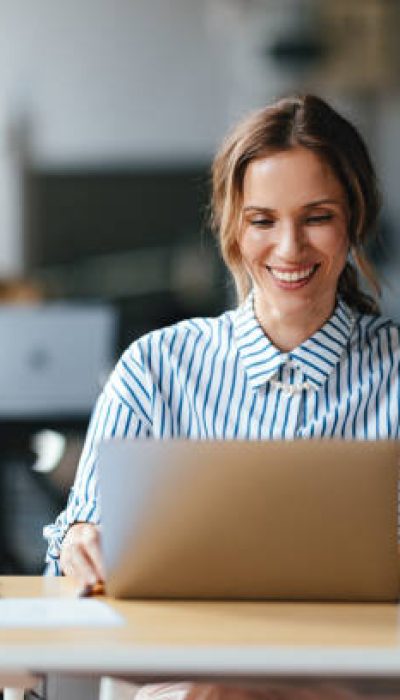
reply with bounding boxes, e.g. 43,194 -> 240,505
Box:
43,339 -> 154,584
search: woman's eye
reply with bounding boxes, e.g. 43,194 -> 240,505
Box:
306,213 -> 333,224
251,218 -> 274,227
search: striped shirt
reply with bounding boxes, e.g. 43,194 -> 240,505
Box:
44,293 -> 400,574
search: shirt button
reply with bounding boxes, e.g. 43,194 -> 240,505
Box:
287,361 -> 299,370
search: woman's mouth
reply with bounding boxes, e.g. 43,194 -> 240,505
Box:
267,264 -> 319,288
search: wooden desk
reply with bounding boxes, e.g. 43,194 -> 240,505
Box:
2,576 -> 400,692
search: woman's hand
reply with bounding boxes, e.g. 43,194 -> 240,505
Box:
60,522 -> 105,589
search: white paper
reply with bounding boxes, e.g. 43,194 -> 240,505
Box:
0,598 -> 124,628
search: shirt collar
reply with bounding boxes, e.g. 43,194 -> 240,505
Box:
233,292 -> 355,391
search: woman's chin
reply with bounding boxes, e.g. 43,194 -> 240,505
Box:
257,288 -> 315,315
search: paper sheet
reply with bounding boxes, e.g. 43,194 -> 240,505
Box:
0,598 -> 124,628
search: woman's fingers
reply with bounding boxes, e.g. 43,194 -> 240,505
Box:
64,543 -> 98,585
60,522 -> 105,586
77,522 -> 105,581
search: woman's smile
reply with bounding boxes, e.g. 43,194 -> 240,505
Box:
266,263 -> 320,287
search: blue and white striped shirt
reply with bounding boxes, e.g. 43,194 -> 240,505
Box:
44,294 -> 400,574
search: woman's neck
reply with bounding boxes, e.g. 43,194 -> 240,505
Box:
254,297 -> 336,353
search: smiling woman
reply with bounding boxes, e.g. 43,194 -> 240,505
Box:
44,95 -> 400,700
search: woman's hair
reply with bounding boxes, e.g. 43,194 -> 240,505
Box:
211,94 -> 381,314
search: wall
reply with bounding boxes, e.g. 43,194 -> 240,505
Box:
0,0 -> 232,275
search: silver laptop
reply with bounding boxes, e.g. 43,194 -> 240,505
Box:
0,303 -> 116,418
98,439 -> 400,601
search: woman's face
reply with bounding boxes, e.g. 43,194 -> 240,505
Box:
239,146 -> 349,328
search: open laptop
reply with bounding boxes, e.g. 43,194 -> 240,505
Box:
98,439 -> 400,601
0,303 -> 116,418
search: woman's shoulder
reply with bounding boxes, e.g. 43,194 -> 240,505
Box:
103,309 -> 235,413
354,310 -> 400,346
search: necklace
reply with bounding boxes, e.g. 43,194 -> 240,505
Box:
269,379 -> 312,396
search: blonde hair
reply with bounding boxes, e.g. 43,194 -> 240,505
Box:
211,94 -> 381,314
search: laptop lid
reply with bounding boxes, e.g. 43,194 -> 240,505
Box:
0,303 -> 116,418
99,439 -> 399,601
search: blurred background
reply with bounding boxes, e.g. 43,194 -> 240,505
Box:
0,0 -> 400,574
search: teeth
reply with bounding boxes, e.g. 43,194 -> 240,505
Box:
270,265 -> 316,282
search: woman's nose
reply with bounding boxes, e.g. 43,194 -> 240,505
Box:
276,220 -> 305,259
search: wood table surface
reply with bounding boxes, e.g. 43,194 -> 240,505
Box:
0,576 -> 400,682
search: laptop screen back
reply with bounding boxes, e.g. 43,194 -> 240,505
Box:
99,439 -> 399,601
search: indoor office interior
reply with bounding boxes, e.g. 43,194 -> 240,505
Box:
0,0 -> 400,576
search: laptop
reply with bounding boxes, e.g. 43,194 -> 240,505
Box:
98,439 -> 400,601
0,303 -> 116,418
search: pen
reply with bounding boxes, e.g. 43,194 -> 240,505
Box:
77,582 -> 105,598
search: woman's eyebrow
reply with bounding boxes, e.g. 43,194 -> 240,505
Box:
242,205 -> 274,213
303,198 -> 343,208
243,199 -> 344,213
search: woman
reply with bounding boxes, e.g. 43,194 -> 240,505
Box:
43,92 -> 400,700
45,92 -> 398,594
